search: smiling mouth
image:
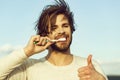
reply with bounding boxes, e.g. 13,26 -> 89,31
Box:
57,37 -> 66,41
54,34 -> 68,42
50,37 -> 66,42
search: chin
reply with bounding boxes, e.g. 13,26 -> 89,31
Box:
51,43 -> 71,52
51,36 -> 72,52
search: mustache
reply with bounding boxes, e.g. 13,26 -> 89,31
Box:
55,33 -> 68,39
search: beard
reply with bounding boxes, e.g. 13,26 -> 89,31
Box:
50,37 -> 72,52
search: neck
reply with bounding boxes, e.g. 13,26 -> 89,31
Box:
46,48 -> 73,66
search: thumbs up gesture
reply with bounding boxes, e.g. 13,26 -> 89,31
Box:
78,55 -> 106,80
87,55 -> 94,69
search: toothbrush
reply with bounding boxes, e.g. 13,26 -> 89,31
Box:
34,38 -> 66,44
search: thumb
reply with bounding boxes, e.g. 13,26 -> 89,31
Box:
87,54 -> 93,68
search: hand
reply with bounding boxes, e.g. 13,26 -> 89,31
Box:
24,35 -> 53,57
78,55 -> 106,80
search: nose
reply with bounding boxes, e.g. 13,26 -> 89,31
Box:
54,27 -> 65,38
58,30 -> 64,34
58,29 -> 65,34
58,28 -> 65,34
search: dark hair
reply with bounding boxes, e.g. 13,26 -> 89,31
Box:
35,0 -> 75,36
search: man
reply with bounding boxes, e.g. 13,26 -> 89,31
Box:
0,0 -> 108,80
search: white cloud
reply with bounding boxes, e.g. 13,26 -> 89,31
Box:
0,44 -> 23,58
92,58 -> 120,75
101,60 -> 120,75
0,44 -> 13,52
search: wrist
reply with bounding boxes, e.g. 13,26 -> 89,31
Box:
98,74 -> 106,80
24,47 -> 33,57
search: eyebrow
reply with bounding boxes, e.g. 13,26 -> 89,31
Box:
51,23 -> 69,31
62,23 -> 69,25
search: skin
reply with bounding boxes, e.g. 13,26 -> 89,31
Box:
24,14 -> 106,80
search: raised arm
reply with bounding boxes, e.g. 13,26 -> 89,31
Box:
0,35 -> 53,80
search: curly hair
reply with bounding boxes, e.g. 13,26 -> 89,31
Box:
35,0 -> 75,36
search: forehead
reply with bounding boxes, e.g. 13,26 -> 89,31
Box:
56,14 -> 68,23
51,14 -> 69,26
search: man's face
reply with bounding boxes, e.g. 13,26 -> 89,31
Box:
48,14 -> 72,52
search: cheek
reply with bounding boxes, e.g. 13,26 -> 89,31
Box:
47,33 -> 56,39
66,28 -> 72,35
65,28 -> 72,40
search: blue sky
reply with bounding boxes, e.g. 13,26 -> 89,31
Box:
0,0 -> 120,75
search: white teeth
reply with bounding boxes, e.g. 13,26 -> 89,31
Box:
50,38 -> 66,42
58,38 -> 66,41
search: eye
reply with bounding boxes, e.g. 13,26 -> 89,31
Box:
63,25 -> 69,28
63,24 -> 69,28
51,26 -> 57,31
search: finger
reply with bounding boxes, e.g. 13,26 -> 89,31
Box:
41,37 -> 55,45
87,54 -> 94,69
35,37 -> 46,46
45,37 -> 56,43
80,75 -> 90,80
38,38 -> 46,46
42,40 -> 53,49
37,37 -> 54,48
30,35 -> 40,45
78,66 -> 88,72
87,54 -> 92,66
78,67 -> 91,76
78,71 -> 89,77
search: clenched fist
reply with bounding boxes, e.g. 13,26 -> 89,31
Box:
24,35 -> 53,57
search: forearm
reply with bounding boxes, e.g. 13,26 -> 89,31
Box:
0,49 -> 28,80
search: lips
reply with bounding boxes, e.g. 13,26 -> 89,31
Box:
55,34 -> 69,42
